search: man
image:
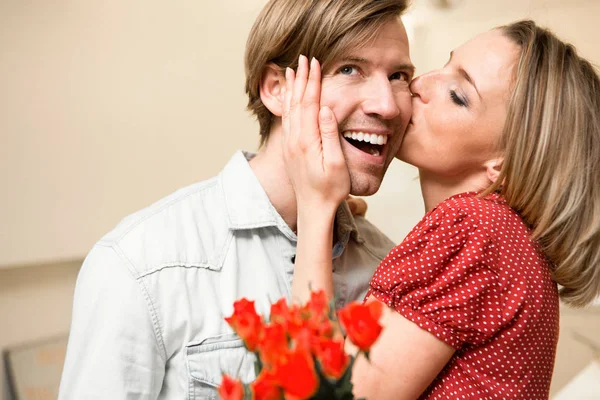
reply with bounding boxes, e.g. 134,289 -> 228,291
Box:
59,0 -> 413,398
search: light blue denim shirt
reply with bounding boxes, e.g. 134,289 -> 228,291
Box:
59,151 -> 395,400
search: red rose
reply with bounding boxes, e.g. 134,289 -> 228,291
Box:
290,325 -> 315,355
311,317 -> 334,340
271,291 -> 333,346
258,322 -> 289,368
285,304 -> 309,339
338,300 -> 384,351
270,299 -> 305,338
270,298 -> 291,325
251,370 -> 281,400
225,299 -> 264,352
305,289 -> 329,320
218,375 -> 245,400
315,338 -> 349,380
302,290 -> 335,340
275,347 -> 318,399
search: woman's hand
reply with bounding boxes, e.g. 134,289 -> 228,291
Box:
282,55 -> 349,303
281,55 -> 350,213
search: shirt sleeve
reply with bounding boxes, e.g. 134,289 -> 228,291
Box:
368,202 -> 520,350
58,244 -> 165,399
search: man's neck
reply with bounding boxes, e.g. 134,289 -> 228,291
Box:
249,132 -> 299,233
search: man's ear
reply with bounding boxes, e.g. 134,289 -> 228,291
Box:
485,157 -> 503,183
259,63 -> 286,117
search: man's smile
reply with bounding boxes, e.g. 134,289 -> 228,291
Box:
341,130 -> 389,157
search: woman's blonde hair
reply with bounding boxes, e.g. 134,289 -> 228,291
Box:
244,0 -> 409,146
485,20 -> 600,307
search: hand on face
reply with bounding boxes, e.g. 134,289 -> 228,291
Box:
281,55 -> 350,211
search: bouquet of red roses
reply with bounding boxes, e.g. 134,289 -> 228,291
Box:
218,290 -> 384,400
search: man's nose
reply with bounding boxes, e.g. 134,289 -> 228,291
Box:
361,78 -> 400,120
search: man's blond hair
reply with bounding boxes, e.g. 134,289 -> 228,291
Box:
244,0 -> 410,146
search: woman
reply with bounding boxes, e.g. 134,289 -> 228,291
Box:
282,20 -> 600,399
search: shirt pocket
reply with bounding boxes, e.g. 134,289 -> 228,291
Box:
186,333 -> 257,400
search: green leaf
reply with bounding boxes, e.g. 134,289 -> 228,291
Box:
243,383 -> 253,400
363,350 -> 370,362
332,355 -> 356,400
253,353 -> 263,378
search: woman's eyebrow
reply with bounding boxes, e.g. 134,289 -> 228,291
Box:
450,51 -> 482,99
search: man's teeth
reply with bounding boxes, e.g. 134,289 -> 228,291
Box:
368,147 -> 381,156
342,131 -> 388,145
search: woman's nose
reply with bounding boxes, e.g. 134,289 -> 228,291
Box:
409,72 -> 437,104
409,75 -> 422,97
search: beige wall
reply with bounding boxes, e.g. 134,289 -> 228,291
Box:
0,0 -> 267,268
406,0 -> 600,72
1,0 -> 599,399
0,261 -> 80,399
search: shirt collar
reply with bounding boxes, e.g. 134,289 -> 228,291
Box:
335,200 -> 362,245
220,151 -> 290,233
220,150 -> 362,244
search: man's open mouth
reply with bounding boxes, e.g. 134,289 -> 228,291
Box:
342,131 -> 387,157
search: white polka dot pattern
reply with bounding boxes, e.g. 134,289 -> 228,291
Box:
367,192 -> 559,399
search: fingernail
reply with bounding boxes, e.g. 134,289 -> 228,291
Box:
311,57 -> 317,68
320,107 -> 333,121
285,67 -> 292,79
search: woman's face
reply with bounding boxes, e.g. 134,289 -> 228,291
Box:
397,30 -> 519,180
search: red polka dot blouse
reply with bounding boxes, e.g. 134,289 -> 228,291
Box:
367,191 -> 559,399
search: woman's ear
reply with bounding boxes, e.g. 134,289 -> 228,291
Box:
259,63 -> 286,117
485,157 -> 504,183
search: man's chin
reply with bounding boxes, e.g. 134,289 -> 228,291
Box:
348,174 -> 383,197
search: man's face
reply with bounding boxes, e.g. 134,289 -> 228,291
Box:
320,18 -> 413,196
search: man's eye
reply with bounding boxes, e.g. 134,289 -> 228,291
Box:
390,72 -> 409,81
339,66 -> 358,75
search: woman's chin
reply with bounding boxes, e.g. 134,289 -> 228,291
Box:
393,150 -> 405,161
394,138 -> 415,163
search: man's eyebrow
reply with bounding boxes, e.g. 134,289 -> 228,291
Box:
339,56 -> 369,65
338,56 -> 416,74
450,51 -> 481,99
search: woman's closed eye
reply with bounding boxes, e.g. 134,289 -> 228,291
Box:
450,90 -> 468,107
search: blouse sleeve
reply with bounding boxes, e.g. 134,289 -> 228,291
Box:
368,202 -> 522,350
